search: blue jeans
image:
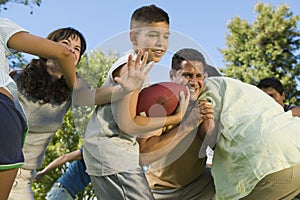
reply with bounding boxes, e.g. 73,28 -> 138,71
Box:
46,184 -> 73,200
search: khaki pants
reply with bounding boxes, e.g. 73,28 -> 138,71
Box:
241,164 -> 300,200
152,167 -> 215,200
8,168 -> 36,200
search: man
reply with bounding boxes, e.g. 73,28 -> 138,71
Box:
257,77 -> 300,117
138,48 -> 216,200
141,48 -> 300,199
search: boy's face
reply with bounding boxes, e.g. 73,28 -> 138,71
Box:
260,87 -> 286,107
170,60 -> 206,101
131,22 -> 169,63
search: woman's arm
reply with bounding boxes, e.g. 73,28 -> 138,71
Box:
72,50 -> 154,106
8,31 -> 76,88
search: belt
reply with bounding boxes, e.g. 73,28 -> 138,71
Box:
53,182 -> 64,188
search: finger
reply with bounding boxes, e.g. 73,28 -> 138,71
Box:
127,54 -> 134,71
198,99 -> 208,104
185,87 -> 190,100
205,113 -> 215,120
114,76 -> 122,84
200,113 -> 214,120
140,51 -> 148,68
135,49 -> 143,68
143,61 -> 154,76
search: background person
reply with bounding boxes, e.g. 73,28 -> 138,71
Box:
257,77 -> 300,117
34,148 -> 90,200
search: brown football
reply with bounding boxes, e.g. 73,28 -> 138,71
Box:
137,82 -> 188,117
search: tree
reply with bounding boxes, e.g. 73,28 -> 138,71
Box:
221,3 -> 300,104
0,0 -> 41,13
8,52 -> 29,70
0,0 -> 40,6
32,49 -> 118,199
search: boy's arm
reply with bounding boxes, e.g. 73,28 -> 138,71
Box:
112,50 -> 189,135
138,100 -> 215,165
34,150 -> 82,182
116,88 -> 189,136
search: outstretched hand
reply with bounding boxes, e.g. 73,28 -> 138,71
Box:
33,171 -> 45,182
114,50 -> 154,92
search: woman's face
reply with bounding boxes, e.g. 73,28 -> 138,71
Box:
58,35 -> 82,65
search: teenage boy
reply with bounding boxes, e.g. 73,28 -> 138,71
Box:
83,5 -> 189,199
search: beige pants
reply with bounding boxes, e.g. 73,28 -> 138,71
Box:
241,164 -> 300,200
8,168 -> 36,200
152,167 -> 215,200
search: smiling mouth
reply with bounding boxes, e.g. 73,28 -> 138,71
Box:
187,84 -> 198,91
152,49 -> 164,55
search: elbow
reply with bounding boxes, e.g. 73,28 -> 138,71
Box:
51,44 -> 72,62
118,124 -> 138,136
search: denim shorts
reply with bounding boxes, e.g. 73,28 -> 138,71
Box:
46,183 -> 74,200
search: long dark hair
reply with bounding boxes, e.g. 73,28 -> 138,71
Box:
16,27 -> 86,105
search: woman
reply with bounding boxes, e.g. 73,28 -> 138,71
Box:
9,26 -> 152,200
8,27 -> 87,200
0,18 -> 76,200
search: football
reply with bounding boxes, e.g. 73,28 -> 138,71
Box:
137,82 -> 188,117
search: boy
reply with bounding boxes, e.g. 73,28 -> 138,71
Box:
83,5 -> 188,199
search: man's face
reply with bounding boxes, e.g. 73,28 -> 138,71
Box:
261,87 -> 285,108
171,60 -> 206,101
131,22 -> 169,63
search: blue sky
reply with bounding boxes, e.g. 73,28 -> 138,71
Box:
1,0 -> 299,82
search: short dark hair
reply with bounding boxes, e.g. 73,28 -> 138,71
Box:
171,48 -> 206,71
130,4 -> 169,29
257,77 -> 285,95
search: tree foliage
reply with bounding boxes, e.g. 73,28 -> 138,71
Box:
8,52 -> 28,69
0,0 -> 40,6
0,0 -> 41,13
221,3 -> 300,104
32,49 -> 118,199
